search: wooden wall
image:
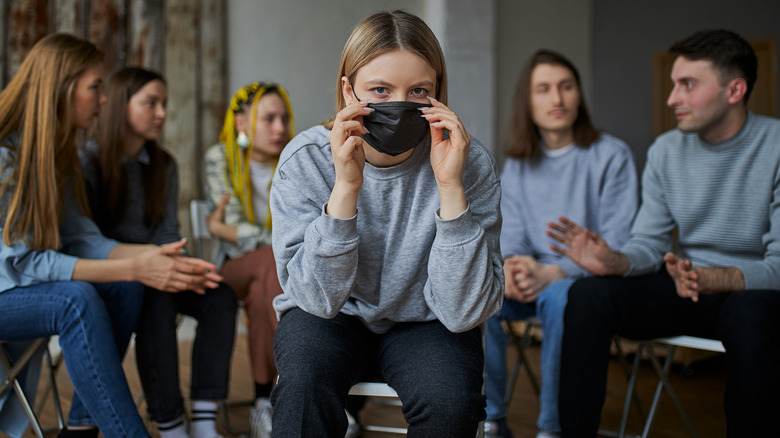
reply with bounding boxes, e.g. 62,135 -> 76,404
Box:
0,0 -> 226,239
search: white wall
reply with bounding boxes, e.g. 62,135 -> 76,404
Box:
228,0 -> 592,160
227,0 -> 427,133
495,0 -> 592,164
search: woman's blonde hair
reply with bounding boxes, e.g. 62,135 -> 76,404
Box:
324,10 -> 447,129
0,33 -> 104,249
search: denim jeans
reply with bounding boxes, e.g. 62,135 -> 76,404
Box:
0,281 -> 148,437
271,308 -> 485,437
485,278 -> 574,433
134,284 -> 237,422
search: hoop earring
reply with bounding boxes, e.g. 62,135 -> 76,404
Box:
237,131 -> 249,148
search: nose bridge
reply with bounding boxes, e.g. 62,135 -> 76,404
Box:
667,83 -> 680,107
552,84 -> 564,103
157,102 -> 167,118
273,115 -> 286,132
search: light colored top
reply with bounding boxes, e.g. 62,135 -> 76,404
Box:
500,133 -> 638,277
249,159 -> 274,226
270,125 -> 504,334
0,141 -> 117,294
204,143 -> 272,267
623,112 -> 780,290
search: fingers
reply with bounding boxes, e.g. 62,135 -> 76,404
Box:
421,97 -> 471,148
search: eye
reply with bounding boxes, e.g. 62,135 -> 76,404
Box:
411,88 -> 428,96
370,87 -> 389,96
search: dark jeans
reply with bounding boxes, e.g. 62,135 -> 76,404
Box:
134,284 -> 237,422
559,269 -> 780,437
271,308 -> 485,437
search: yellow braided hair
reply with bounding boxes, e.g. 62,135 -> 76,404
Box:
218,82 -> 295,229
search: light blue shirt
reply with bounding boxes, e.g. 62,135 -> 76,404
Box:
500,133 -> 639,277
0,146 -> 118,293
0,141 -> 118,437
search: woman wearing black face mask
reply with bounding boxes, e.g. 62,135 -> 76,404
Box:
268,10 -> 503,437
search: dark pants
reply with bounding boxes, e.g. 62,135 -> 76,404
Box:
271,308 -> 485,437
559,269 -> 780,437
134,284 -> 237,422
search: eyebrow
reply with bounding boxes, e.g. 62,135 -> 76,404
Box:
364,79 -> 436,89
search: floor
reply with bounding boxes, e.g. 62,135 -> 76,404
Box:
8,323 -> 727,438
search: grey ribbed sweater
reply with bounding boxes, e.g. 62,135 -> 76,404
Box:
623,112 -> 780,289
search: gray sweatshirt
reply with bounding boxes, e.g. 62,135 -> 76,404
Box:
623,112 -> 780,289
270,125 -> 504,334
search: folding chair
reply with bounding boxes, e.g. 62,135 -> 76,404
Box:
190,199 -> 253,436
0,338 -> 65,438
504,317 -> 542,403
609,336 -> 724,438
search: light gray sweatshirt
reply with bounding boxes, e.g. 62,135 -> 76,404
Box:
623,112 -> 780,290
270,125 -> 504,334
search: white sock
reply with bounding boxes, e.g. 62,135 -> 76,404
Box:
157,415 -> 188,438
190,400 -> 219,438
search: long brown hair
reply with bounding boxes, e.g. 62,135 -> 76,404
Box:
95,66 -> 170,229
324,10 -> 447,129
506,49 -> 599,159
0,33 -> 104,250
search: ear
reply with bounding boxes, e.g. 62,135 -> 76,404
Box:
234,112 -> 248,134
341,76 -> 355,105
726,77 -> 748,105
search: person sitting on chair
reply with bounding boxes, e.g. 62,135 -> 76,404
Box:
80,66 -> 237,438
0,33 -> 221,438
547,29 -> 780,437
483,49 -> 638,438
269,10 -> 503,437
203,82 -> 294,436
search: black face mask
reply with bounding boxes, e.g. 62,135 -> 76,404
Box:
353,89 -> 432,156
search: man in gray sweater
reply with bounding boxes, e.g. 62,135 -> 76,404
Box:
548,29 -> 780,436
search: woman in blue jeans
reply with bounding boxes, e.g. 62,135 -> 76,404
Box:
484,50 -> 639,438
80,66 -> 237,438
0,34 -> 221,438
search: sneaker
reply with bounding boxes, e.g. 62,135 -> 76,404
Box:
483,418 -> 514,438
536,431 -> 561,438
345,409 -> 362,438
250,397 -> 273,438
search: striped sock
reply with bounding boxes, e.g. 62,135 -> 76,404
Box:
190,400 -> 219,438
157,415 -> 188,438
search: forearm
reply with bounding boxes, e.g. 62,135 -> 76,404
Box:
695,266 -> 745,293
72,258 -> 137,283
607,251 -> 632,276
107,243 -> 156,259
211,222 -> 238,244
438,185 -> 467,220
327,182 -> 360,219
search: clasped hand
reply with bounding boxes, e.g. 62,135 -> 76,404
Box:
135,240 -> 222,294
503,255 -> 565,303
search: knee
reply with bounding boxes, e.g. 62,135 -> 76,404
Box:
564,278 -> 614,327
719,292 -> 776,350
56,281 -> 102,317
403,380 -> 485,430
208,284 -> 238,318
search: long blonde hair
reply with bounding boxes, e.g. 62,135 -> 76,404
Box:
0,33 -> 104,250
324,10 -> 448,129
